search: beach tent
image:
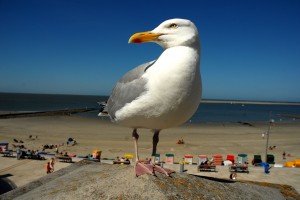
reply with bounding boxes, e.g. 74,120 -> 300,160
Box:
0,142 -> 9,152
165,154 -> 174,164
267,154 -> 275,164
198,155 -> 208,165
238,154 -> 248,165
184,154 -> 193,164
92,150 -> 102,159
226,154 -> 235,164
213,154 -> 223,166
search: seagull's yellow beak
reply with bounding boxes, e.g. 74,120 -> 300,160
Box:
128,31 -> 162,44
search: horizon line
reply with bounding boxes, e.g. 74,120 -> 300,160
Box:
1,91 -> 300,105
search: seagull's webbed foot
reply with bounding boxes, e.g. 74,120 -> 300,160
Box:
151,163 -> 174,176
134,162 -> 154,176
148,130 -> 174,176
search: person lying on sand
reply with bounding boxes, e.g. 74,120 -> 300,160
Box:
177,138 -> 185,144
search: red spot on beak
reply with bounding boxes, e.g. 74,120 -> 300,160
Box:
132,38 -> 142,44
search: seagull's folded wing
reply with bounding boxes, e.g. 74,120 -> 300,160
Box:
106,60 -> 156,120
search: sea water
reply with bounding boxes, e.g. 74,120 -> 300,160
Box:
0,93 -> 299,123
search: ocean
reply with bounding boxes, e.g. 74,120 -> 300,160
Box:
1,93 -> 300,123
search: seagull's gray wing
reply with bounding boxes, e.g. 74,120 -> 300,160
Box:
106,60 -> 156,120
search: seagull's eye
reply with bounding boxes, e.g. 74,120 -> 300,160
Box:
169,23 -> 178,29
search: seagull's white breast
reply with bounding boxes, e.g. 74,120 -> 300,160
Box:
115,46 -> 201,129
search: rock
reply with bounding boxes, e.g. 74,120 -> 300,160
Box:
1,160 -> 299,200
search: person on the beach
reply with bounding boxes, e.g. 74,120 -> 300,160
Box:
269,146 -> 273,150
283,151 -> 286,160
16,146 -> 21,160
46,162 -> 51,174
50,158 -> 55,172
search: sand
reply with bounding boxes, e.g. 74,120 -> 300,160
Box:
1,115 -> 299,160
0,115 -> 300,195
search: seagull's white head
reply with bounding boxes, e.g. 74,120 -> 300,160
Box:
129,18 -> 200,49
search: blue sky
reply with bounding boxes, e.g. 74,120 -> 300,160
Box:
0,0 -> 299,102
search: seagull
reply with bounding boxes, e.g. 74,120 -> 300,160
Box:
101,18 -> 202,176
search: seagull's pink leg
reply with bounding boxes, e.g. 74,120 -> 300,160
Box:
132,129 -> 153,176
150,130 -> 174,176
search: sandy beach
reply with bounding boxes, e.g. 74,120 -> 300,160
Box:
0,115 -> 300,195
1,115 -> 299,160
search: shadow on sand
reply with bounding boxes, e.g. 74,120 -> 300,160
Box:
0,174 -> 17,195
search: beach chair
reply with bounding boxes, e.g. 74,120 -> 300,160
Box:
252,155 -> 262,166
27,154 -> 45,160
198,155 -> 208,165
212,154 -> 223,166
55,155 -> 72,163
198,164 -> 217,172
198,155 -> 217,172
230,154 -> 249,173
184,154 -> 193,165
113,160 -> 131,165
226,154 -> 235,165
0,150 -> 13,157
124,154 -> 133,164
165,154 -> 174,164
113,154 -> 132,165
154,153 -> 160,164
229,164 -> 249,173
237,154 -> 248,165
267,154 -> 275,164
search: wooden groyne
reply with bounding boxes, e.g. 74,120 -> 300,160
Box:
0,108 -> 98,119
276,114 -> 300,119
